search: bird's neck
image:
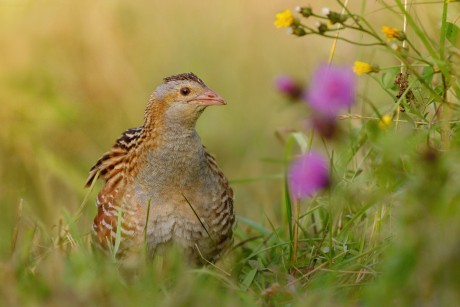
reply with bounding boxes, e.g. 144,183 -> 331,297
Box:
132,100 -> 210,193
143,99 -> 202,134
158,117 -> 197,141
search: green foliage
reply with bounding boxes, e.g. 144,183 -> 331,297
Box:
446,22 -> 460,47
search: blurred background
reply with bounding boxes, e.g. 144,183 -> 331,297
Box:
0,0 -> 445,256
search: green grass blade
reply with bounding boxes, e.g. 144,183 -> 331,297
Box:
229,174 -> 283,184
112,207 -> 123,260
284,172 -> 293,262
182,193 -> 213,242
144,198 -> 151,243
237,216 -> 271,236
240,267 -> 258,291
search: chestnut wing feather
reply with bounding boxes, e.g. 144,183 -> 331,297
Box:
85,127 -> 144,187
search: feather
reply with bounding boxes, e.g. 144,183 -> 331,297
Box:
163,72 -> 206,87
85,127 -> 144,187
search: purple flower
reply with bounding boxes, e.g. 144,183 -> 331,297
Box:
305,64 -> 356,116
288,151 -> 329,200
309,114 -> 340,140
275,75 -> 302,99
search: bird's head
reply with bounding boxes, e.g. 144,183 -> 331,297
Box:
145,72 -> 225,130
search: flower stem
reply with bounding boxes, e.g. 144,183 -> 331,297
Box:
439,1 -> 450,150
292,198 -> 300,263
397,0 -> 409,131
328,0 -> 350,64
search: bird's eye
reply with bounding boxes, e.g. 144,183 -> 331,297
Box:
180,87 -> 191,96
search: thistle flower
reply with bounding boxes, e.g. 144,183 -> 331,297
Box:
305,64 -> 356,116
275,75 -> 302,99
382,26 -> 405,41
310,114 -> 340,139
274,10 -> 294,28
421,147 -> 438,163
353,61 -> 379,76
288,151 -> 329,200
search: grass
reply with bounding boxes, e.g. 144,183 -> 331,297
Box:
1,0 -> 460,306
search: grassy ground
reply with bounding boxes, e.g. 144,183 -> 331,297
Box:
1,1 -> 460,306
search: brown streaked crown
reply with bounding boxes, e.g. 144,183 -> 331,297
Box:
163,72 -> 206,87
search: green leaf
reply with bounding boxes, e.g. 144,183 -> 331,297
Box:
240,267 -> 258,291
292,132 -> 309,154
446,22 -> 460,47
421,66 -> 435,83
381,67 -> 399,90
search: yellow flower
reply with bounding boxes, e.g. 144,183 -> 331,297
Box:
378,115 -> 393,129
382,26 -> 402,41
274,9 -> 294,28
353,61 -> 373,76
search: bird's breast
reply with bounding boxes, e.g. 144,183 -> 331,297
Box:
131,138 -> 221,209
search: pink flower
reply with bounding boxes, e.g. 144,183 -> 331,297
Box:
305,64 -> 356,116
309,114 -> 340,140
275,75 -> 302,99
288,151 -> 329,200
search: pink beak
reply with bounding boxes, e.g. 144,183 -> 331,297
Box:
192,89 -> 226,106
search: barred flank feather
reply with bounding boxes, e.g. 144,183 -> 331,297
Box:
85,127 -> 144,187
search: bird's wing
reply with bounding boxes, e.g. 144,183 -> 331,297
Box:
204,148 -> 234,212
85,127 -> 144,187
203,148 -> 235,258
203,147 -> 234,200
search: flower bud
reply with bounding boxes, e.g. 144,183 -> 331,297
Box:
321,7 -> 330,16
292,26 -> 307,37
295,6 -> 313,18
310,114 -> 340,140
274,75 -> 303,99
327,11 -> 348,24
317,22 -> 328,34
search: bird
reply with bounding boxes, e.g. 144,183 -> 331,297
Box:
85,72 -> 235,264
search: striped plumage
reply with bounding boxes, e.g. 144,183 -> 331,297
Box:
86,73 -> 235,263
